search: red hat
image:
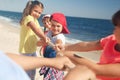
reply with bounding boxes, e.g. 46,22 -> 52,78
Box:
51,13 -> 70,34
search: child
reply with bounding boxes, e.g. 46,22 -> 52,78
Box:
42,14 -> 51,32
19,0 -> 49,80
39,14 -> 51,55
39,12 -> 70,80
64,10 -> 120,80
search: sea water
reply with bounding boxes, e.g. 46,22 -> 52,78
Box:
0,10 -> 114,43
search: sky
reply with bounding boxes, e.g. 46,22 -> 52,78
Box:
0,0 -> 120,19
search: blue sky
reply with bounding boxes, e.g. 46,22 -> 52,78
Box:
0,0 -> 120,19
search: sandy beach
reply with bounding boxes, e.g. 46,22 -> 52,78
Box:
0,19 -> 101,80
0,19 -> 43,80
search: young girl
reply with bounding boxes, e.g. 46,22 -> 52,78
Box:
42,14 -> 51,32
19,0 -> 48,80
39,14 -> 51,55
39,12 -> 70,80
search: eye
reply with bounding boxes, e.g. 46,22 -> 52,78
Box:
38,12 -> 41,15
34,10 -> 41,14
52,24 -> 55,27
57,25 -> 61,28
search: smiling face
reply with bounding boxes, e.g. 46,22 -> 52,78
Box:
30,5 -> 43,19
50,20 -> 63,36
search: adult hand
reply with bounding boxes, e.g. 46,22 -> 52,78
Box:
52,56 -> 75,71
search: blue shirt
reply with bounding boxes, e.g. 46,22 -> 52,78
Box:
0,51 -> 30,80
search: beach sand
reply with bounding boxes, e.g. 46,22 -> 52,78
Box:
0,20 -> 43,80
0,19 -> 101,80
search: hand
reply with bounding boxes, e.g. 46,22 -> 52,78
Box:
43,37 -> 50,44
52,56 -> 75,71
54,44 -> 65,52
37,39 -> 47,46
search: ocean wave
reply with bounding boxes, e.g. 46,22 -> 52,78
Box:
0,16 -> 20,28
65,37 -> 82,44
0,16 -> 12,22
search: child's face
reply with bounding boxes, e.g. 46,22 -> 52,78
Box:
42,17 -> 51,29
30,5 -> 43,19
50,20 -> 63,36
114,26 -> 120,44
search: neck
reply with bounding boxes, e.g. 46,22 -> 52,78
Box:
115,43 -> 120,52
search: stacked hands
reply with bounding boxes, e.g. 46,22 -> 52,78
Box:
53,56 -> 76,71
37,37 -> 65,55
37,38 -> 76,70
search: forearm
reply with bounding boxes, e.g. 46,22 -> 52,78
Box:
65,41 -> 102,52
6,53 -> 74,71
66,52 -> 120,77
28,21 -> 46,39
95,63 -> 120,77
37,28 -> 46,39
6,53 -> 53,71
64,65 -> 96,80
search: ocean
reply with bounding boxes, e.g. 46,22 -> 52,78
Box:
0,10 -> 114,43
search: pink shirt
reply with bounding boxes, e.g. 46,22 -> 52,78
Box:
98,35 -> 120,80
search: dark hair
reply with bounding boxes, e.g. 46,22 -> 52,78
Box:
112,10 -> 120,26
29,0 -> 44,14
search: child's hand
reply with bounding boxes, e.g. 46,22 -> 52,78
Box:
43,37 -> 50,44
37,39 -> 47,46
54,44 -> 65,52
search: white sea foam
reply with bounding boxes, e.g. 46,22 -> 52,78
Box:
65,37 -> 82,44
0,16 -> 12,22
0,16 -> 20,28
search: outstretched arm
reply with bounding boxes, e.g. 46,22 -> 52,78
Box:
64,65 -> 96,80
63,51 -> 120,77
6,53 -> 75,71
65,40 -> 102,52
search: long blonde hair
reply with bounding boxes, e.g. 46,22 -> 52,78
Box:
20,0 -> 44,25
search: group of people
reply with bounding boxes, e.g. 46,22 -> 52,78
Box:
1,0 -> 120,80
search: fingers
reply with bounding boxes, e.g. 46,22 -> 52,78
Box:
64,60 -> 76,71
58,56 -> 76,71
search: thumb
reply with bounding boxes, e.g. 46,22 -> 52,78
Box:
64,62 -> 76,71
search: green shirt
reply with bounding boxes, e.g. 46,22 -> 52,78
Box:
19,15 -> 40,53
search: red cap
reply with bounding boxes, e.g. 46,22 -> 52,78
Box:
51,13 -> 70,34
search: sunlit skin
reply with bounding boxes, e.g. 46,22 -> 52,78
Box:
30,5 -> 43,19
51,20 -> 63,36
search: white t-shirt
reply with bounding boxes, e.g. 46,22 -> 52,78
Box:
0,51 -> 30,80
46,31 -> 65,45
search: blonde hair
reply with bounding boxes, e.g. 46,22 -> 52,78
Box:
20,0 -> 44,25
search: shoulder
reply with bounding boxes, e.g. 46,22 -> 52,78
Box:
25,15 -> 34,21
23,15 -> 35,26
101,34 -> 115,42
100,34 -> 115,46
57,33 -> 65,38
0,51 -> 30,80
55,33 -> 65,40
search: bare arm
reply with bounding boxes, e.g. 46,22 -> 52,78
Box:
75,57 -> 120,77
64,51 -> 120,77
27,21 -> 46,40
6,53 -> 75,71
64,65 -> 96,80
65,40 -> 102,52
